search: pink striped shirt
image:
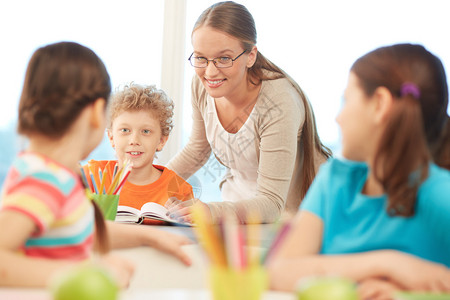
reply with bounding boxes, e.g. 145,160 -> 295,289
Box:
0,152 -> 94,260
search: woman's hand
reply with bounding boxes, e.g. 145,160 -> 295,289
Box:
100,253 -> 135,289
165,197 -> 211,224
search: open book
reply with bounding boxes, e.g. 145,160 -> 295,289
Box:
115,202 -> 192,226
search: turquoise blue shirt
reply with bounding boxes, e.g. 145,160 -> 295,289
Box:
301,158 -> 450,267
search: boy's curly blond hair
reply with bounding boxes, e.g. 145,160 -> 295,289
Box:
108,83 -> 174,136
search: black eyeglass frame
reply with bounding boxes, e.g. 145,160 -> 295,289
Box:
188,50 -> 247,68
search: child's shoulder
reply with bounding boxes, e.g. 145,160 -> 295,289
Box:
320,157 -> 368,177
310,158 -> 368,191
308,158 -> 368,193
429,163 -> 450,178
154,165 -> 188,183
155,165 -> 193,199
11,152 -> 78,191
421,164 -> 450,196
416,164 -> 450,218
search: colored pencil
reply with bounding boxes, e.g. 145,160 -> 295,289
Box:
246,212 -> 261,267
89,172 -> 99,194
192,204 -> 227,267
79,165 -> 93,193
261,221 -> 292,264
99,168 -> 107,195
113,168 -> 131,195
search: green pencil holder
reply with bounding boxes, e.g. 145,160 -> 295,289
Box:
209,266 -> 267,300
90,193 -> 120,221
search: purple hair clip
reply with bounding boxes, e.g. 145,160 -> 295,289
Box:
400,82 -> 421,99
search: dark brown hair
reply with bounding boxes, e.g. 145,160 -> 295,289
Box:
351,43 -> 449,216
108,83 -> 174,137
193,1 -> 332,199
18,41 -> 111,139
18,41 -> 112,253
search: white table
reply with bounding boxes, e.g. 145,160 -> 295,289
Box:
114,244 -> 208,290
122,289 -> 295,299
0,224 -> 294,299
113,223 -> 280,290
112,224 -> 293,299
0,288 -> 295,300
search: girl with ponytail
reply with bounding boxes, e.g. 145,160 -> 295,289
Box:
0,41 -> 191,288
269,44 -> 450,299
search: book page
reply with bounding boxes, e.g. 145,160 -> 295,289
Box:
140,202 -> 192,226
140,202 -> 170,220
117,205 -> 142,216
115,205 -> 142,223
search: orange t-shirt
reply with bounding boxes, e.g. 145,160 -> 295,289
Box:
83,160 -> 193,224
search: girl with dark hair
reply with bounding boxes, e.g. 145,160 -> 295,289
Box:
269,43 -> 450,299
0,42 -> 191,288
166,1 -> 331,224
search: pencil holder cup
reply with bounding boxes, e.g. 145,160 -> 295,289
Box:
209,266 -> 267,300
90,194 -> 119,221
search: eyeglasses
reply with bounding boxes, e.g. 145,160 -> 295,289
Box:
188,50 -> 247,68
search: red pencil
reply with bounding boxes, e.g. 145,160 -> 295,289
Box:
261,221 -> 292,264
113,169 -> 131,195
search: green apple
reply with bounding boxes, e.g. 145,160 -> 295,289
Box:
395,292 -> 450,300
297,277 -> 358,300
51,265 -> 119,300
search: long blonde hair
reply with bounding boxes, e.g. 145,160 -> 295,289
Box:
193,1 -> 332,198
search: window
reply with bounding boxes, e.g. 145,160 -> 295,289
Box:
0,0 -> 449,198
0,0 -> 164,185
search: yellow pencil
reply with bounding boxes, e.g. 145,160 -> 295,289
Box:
107,159 -> 129,195
192,204 -> 227,267
246,211 -> 261,268
107,167 -> 122,195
